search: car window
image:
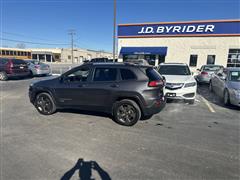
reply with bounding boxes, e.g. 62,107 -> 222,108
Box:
146,67 -> 162,81
66,67 -> 90,82
203,66 -> 222,71
120,69 -> 136,80
0,58 -> 9,65
158,65 -> 191,75
229,71 -> 240,81
12,59 -> 26,65
93,68 -> 117,81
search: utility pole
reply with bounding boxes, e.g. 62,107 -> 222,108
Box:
113,0 -> 117,62
68,29 -> 76,64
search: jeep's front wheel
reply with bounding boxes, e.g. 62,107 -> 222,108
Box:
34,92 -> 56,115
113,99 -> 141,126
0,72 -> 8,81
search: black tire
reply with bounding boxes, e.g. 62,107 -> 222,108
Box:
0,72 -> 8,81
29,71 -> 33,77
113,99 -> 141,126
34,92 -> 56,115
223,90 -> 230,106
209,81 -> 213,92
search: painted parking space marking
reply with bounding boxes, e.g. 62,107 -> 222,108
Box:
200,95 -> 216,113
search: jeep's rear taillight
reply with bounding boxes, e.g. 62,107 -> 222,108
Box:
148,80 -> 164,87
201,71 -> 208,75
6,61 -> 13,73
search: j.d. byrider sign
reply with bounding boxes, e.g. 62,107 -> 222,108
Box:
118,20 -> 240,37
137,24 -> 215,34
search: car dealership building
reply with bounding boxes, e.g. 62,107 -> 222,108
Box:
117,19 -> 240,70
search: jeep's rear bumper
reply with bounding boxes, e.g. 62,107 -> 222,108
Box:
143,97 -> 166,116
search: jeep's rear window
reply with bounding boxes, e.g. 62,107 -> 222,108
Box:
120,69 -> 136,80
146,68 -> 162,81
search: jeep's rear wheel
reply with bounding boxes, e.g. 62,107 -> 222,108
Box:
113,99 -> 141,126
34,92 -> 56,115
0,72 -> 8,81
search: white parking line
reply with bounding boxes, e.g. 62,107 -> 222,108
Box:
200,96 -> 216,113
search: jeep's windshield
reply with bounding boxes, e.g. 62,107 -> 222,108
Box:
158,65 -> 191,75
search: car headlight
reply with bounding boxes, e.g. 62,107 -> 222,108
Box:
184,82 -> 197,88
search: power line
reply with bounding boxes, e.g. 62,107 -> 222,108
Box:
0,38 -> 69,45
2,31 -> 67,43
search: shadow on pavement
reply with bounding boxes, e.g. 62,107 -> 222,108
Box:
58,109 -> 112,119
197,84 -> 240,111
61,159 -> 111,180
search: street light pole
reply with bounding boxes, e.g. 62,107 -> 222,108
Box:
113,0 -> 117,62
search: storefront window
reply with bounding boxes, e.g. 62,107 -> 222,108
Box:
227,49 -> 240,67
207,55 -> 215,65
158,55 -> 165,64
145,55 -> 155,66
189,55 -> 198,67
123,55 -> 138,61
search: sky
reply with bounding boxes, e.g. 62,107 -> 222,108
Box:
0,0 -> 239,52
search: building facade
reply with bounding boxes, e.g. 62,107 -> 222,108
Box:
1,47 -> 112,63
61,48 -> 112,63
118,19 -> 240,70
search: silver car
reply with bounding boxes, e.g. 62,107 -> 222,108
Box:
209,67 -> 240,107
26,60 -> 51,76
195,65 -> 223,84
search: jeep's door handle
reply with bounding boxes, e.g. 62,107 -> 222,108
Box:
110,84 -> 119,88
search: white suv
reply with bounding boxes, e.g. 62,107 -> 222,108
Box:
158,63 -> 197,104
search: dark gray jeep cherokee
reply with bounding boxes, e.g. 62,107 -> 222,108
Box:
29,63 -> 166,126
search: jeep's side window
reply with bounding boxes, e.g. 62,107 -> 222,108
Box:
120,69 -> 136,80
66,68 -> 90,82
93,68 -> 117,81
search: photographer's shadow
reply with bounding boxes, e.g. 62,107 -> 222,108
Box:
61,159 -> 111,180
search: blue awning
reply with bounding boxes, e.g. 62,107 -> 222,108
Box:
120,47 -> 167,55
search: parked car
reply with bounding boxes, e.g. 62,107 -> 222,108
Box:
26,60 -> 51,76
90,58 -> 108,63
209,67 -> 240,107
195,65 -> 223,84
124,59 -> 150,66
158,63 -> 197,104
0,58 -> 30,81
29,62 -> 166,126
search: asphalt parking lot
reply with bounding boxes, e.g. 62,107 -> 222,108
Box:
0,76 -> 239,180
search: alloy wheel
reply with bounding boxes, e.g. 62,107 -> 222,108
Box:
116,104 -> 136,124
36,94 -> 53,114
